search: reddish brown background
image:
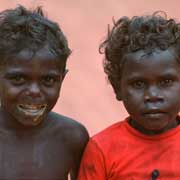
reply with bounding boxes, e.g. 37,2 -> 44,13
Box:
0,0 -> 179,135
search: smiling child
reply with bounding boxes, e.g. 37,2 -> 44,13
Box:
0,5 -> 89,180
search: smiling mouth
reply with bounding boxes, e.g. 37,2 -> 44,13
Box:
17,104 -> 47,117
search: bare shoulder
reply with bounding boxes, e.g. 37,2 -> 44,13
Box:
46,112 -> 89,150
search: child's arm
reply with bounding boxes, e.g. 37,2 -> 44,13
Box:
69,124 -> 89,180
78,139 -> 107,180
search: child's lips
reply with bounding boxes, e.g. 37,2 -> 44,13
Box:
143,109 -> 166,118
17,104 -> 47,116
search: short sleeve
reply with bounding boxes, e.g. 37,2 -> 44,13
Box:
78,138 -> 107,180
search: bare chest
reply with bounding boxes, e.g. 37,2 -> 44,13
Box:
0,134 -> 73,180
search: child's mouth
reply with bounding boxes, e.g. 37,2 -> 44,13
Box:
17,104 -> 47,116
145,112 -> 165,118
144,109 -> 166,119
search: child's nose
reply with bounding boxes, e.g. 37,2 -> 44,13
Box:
26,83 -> 41,97
144,85 -> 163,102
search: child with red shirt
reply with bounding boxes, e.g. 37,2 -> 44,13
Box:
78,12 -> 180,180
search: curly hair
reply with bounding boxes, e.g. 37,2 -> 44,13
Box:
0,5 -> 71,71
99,12 -> 180,100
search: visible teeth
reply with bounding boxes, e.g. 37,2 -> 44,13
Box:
24,109 -> 40,113
17,104 -> 47,117
19,104 -> 45,109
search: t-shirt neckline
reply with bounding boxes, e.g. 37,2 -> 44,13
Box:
124,116 -> 180,141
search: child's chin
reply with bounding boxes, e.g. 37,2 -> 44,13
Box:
145,124 -> 169,133
16,115 -> 45,127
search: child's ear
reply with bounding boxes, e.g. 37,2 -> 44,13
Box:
116,92 -> 122,101
61,69 -> 68,81
113,84 -> 122,101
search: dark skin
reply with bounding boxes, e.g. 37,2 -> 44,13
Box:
119,48 -> 180,135
0,48 -> 89,179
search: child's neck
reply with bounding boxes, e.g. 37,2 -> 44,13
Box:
0,108 -> 50,136
129,117 -> 180,135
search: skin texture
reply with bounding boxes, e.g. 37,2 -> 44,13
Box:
119,48 -> 180,135
0,48 -> 89,180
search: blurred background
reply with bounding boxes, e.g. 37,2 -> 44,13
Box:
0,0 -> 179,135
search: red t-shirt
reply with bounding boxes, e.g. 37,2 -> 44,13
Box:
78,118 -> 180,180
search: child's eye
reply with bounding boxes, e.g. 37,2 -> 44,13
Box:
9,75 -> 26,85
42,76 -> 56,86
159,79 -> 173,87
132,80 -> 145,89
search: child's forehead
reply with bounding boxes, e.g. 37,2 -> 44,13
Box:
3,47 -> 61,66
121,48 -> 180,80
0,48 -> 65,73
15,48 -> 57,61
123,48 -> 178,65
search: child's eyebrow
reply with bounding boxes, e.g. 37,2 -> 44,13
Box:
125,73 -> 144,80
126,76 -> 145,83
126,72 -> 180,82
4,69 -> 61,75
158,69 -> 180,76
4,69 -> 26,75
42,71 -> 61,76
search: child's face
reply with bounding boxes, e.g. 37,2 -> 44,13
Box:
0,48 -> 65,127
120,48 -> 180,134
